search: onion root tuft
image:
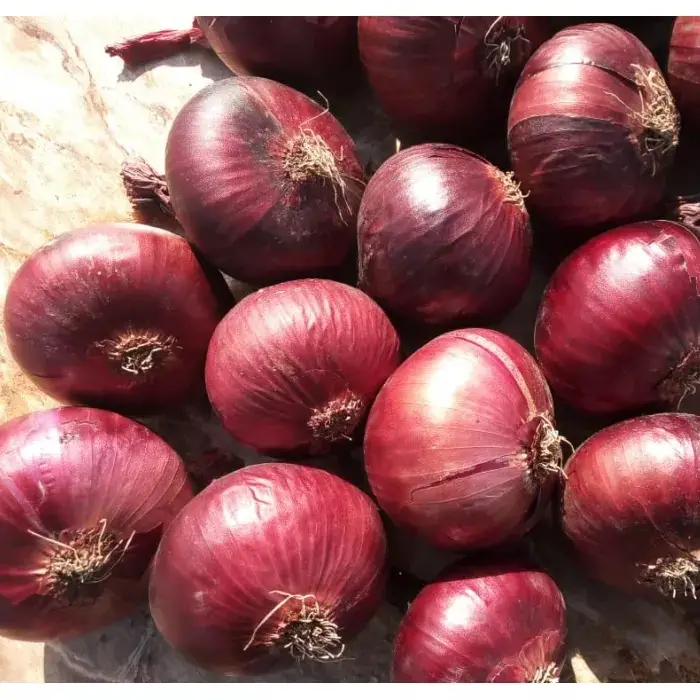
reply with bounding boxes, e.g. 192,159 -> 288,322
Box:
639,555 -> 700,599
95,329 -> 179,377
308,393 -> 365,444
530,662 -> 560,683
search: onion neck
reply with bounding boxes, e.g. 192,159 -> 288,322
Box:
95,329 -> 179,377
658,347 -> 700,408
120,157 -> 175,218
638,554 -> 700,600
308,392 -> 365,444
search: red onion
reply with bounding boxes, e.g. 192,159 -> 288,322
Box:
149,462 -> 387,675
358,17 -> 550,140
668,17 -> 700,130
4,224 -> 228,415
364,328 -> 564,551
206,279 -> 400,456
508,23 -> 679,230
358,144 -> 532,326
535,220 -> 700,415
393,559 -> 566,682
0,407 -> 192,641
562,412 -> 700,602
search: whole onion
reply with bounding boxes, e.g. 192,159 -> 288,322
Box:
149,463 -> 387,675
357,144 -> 532,326
535,220 -> 700,415
4,224 -> 228,414
358,17 -> 550,140
161,76 -> 365,284
668,17 -> 700,129
206,279 -> 401,456
364,328 -> 564,551
393,559 -> 566,682
562,413 -> 700,602
0,407 -> 192,641
508,23 -> 679,230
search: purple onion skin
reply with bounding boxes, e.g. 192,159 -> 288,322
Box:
4,224 -> 228,415
358,144 -> 532,326
364,328 -> 558,551
393,560 -> 566,682
197,17 -> 358,90
508,23 -> 678,230
668,17 -> 700,129
165,76 -> 365,285
206,279 -> 401,457
150,463 -> 387,676
562,413 -> 700,602
0,407 -> 192,641
535,220 -> 700,415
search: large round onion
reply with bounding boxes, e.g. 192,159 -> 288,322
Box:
508,23 -> 679,230
164,76 -> 365,284
150,463 -> 387,675
393,559 -> 567,682
4,224 -> 228,414
358,17 -> 550,140
364,329 -> 563,551
535,220 -> 700,415
358,144 -> 532,326
562,413 -> 700,602
206,279 -> 401,456
0,407 -> 192,641
668,17 -> 700,130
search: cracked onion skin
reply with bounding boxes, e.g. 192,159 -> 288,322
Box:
535,220 -> 700,415
357,144 -> 532,326
392,559 -> 566,682
668,17 -> 700,129
364,329 -> 560,551
561,413 -> 700,603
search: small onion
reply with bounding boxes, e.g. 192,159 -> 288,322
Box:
358,144 -> 532,326
535,220 -> 700,415
562,413 -> 700,602
364,328 -> 564,551
206,279 -> 401,456
4,224 -> 228,414
508,23 -> 679,230
393,559 -> 567,682
150,463 -> 387,675
358,17 -> 550,140
0,407 -> 192,641
668,17 -> 700,130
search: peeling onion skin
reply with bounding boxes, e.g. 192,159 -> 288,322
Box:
508,23 -> 678,230
358,144 -> 532,326
165,76 -> 365,285
150,463 -> 387,676
206,279 -> 401,457
668,17 -> 700,130
535,220 -> 700,415
561,413 -> 700,603
392,560 -> 567,682
364,329 -> 560,551
0,407 -> 193,642
4,224 -> 229,415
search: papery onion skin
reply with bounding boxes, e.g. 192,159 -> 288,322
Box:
358,17 -> 550,140
165,76 -> 365,285
364,328 -> 560,551
0,407 -> 193,642
4,224 -> 228,415
668,17 -> 700,129
206,279 -> 401,456
392,559 -> 566,682
535,220 -> 700,415
358,144 -> 532,326
561,413 -> 700,602
508,23 -> 679,230
149,462 -> 387,676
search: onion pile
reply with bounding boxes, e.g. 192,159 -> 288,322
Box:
668,17 -> 700,129
0,407 -> 192,641
393,559 -> 567,682
150,463 -> 387,675
358,144 -> 532,326
364,328 -> 564,551
508,23 -> 679,230
4,224 -> 228,415
561,413 -> 700,602
535,220 -> 700,415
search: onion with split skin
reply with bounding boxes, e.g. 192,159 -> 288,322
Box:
0,407 -> 193,641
